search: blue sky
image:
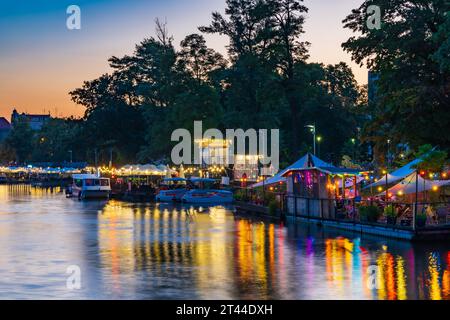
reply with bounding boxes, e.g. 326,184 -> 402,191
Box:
0,0 -> 366,119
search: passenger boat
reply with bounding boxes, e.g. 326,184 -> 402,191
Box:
67,174 -> 111,200
155,178 -> 188,202
181,178 -> 233,204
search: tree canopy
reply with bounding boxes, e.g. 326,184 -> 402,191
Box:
342,0 -> 450,165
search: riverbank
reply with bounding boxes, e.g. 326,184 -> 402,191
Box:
234,199 -> 450,241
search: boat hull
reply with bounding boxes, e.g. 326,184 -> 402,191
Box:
70,187 -> 111,200
156,189 -> 188,202
181,190 -> 233,204
79,190 -> 110,199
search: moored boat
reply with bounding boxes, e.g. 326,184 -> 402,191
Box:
181,178 -> 233,204
67,174 -> 111,200
155,178 -> 188,202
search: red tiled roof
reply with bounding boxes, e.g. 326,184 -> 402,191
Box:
0,117 -> 11,129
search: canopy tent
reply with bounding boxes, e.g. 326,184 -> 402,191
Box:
117,164 -> 172,176
365,158 -> 423,189
250,153 -> 335,188
378,172 -> 450,196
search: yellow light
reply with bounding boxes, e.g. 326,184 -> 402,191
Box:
397,191 -> 404,196
442,172 -> 447,178
432,186 -> 439,192
378,187 -> 383,192
382,170 -> 387,175
429,173 -> 434,179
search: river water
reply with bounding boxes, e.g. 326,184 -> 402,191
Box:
0,185 -> 448,300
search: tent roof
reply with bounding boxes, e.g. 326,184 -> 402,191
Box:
378,172 -> 450,196
282,153 -> 363,177
365,157 -> 424,189
251,153 -> 342,188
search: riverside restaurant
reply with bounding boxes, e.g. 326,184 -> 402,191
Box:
251,153 -> 450,241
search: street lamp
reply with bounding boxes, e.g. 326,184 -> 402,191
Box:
387,139 -> 391,169
305,124 -> 316,155
68,150 -> 73,163
351,138 -> 356,161
317,136 -> 322,158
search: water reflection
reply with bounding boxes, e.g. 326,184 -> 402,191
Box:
0,185 -> 448,299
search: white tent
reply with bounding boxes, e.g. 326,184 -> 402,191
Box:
378,172 -> 450,196
118,164 -> 167,176
365,158 -> 424,189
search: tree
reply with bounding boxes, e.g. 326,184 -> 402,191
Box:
32,118 -> 80,162
4,119 -> 34,163
200,0 -> 310,157
178,34 -> 227,82
0,142 -> 15,164
342,0 -> 450,159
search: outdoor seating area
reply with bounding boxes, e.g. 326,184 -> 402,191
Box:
247,153 -> 450,234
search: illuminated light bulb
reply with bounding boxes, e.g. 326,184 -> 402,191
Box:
442,173 -> 448,179
432,186 -> 439,192
397,191 -> 404,196
378,187 -> 383,192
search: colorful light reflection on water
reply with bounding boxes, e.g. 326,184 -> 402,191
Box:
0,185 -> 448,300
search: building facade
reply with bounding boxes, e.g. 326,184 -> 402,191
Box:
11,109 -> 50,131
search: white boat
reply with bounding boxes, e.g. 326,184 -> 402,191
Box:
181,178 -> 234,204
68,174 -> 111,200
155,178 -> 188,202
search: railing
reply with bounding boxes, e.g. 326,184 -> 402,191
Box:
282,194 -> 450,230
234,187 -> 283,208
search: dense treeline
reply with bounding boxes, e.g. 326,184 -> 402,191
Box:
1,0 -> 448,168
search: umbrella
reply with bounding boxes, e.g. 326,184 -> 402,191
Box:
179,164 -> 185,179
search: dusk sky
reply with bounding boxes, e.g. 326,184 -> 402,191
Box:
0,0 -> 367,120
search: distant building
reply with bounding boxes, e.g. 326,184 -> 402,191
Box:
11,109 -> 51,131
0,117 -> 11,141
194,138 -> 265,182
368,71 -> 380,103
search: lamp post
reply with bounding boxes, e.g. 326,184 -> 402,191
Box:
317,136 -> 322,158
383,169 -> 389,202
351,138 -> 356,162
387,139 -> 391,169
305,124 -> 316,155
68,150 -> 73,164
